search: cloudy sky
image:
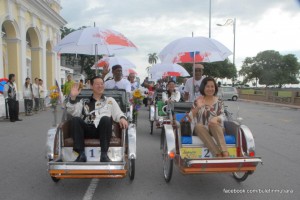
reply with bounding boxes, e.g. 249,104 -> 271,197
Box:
60,0 -> 300,81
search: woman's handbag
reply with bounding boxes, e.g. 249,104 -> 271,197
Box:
180,113 -> 192,136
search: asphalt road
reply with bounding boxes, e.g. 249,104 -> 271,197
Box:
0,101 -> 299,200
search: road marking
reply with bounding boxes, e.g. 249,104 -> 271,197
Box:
83,178 -> 99,200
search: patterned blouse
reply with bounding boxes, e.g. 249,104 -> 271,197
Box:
190,98 -> 225,130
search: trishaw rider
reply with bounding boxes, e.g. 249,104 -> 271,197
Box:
184,64 -> 205,102
66,76 -> 128,162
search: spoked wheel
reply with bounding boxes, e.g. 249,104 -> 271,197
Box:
51,176 -> 60,183
232,171 -> 249,182
162,136 -> 173,183
128,159 -> 135,181
150,121 -> 154,135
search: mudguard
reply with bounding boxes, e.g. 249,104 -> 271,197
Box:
128,123 -> 136,159
46,127 -> 57,160
240,125 -> 255,156
163,124 -> 176,156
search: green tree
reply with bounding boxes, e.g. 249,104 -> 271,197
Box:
60,26 -> 75,38
181,59 -> 237,80
59,26 -> 96,79
239,57 -> 262,87
147,53 -> 158,77
148,53 -> 158,65
240,50 -> 300,88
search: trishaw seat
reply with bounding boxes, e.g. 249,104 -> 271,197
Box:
62,120 -> 123,147
64,137 -> 121,147
157,101 -> 167,116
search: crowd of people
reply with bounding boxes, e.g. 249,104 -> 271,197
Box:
3,74 -> 47,122
3,61 -> 229,160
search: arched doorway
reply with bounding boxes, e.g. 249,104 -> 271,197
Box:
26,27 -> 41,80
2,20 -> 20,83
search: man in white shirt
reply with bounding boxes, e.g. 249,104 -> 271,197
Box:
184,64 -> 205,102
105,65 -> 131,93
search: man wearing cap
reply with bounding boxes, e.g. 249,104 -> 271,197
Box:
105,65 -> 131,93
184,63 -> 205,102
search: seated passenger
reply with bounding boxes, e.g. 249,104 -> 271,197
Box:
128,72 -> 139,92
189,77 -> 229,157
66,76 -> 128,162
162,80 -> 180,104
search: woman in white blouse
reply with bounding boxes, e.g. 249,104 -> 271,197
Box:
162,80 -> 181,104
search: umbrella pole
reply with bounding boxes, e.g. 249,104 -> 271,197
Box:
193,51 -> 195,101
95,44 -> 98,76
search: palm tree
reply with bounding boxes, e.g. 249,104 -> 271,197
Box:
148,53 -> 158,65
146,66 -> 151,75
147,53 -> 158,78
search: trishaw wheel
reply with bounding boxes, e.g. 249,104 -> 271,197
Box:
162,137 -> 173,183
160,128 -> 165,150
232,171 -> 249,182
48,159 -> 60,183
150,121 -> 154,135
51,176 -> 60,183
128,159 -> 135,181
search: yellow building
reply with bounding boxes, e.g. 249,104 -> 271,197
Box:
1,0 -> 67,94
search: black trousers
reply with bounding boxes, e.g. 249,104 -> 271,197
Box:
34,98 -> 39,111
7,99 -> 19,121
24,99 -> 33,114
70,116 -> 112,153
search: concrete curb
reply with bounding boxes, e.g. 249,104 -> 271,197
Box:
239,98 -> 300,109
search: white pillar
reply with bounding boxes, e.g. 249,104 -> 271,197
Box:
41,22 -> 47,89
54,30 -> 61,87
0,35 -> 3,78
18,5 -> 27,89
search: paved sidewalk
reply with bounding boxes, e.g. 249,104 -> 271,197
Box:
239,98 -> 300,109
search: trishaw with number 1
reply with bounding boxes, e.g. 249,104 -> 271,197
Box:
46,89 -> 136,182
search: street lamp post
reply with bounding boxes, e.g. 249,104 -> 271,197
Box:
217,18 -> 236,85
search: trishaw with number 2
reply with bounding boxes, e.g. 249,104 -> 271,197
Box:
161,102 -> 262,182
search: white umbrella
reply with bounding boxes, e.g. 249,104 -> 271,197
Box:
91,56 -> 137,77
158,36 -> 231,102
91,56 -> 136,69
159,36 -> 232,63
149,63 -> 190,77
54,27 -> 137,55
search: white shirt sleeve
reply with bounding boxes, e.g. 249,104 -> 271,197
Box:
174,91 -> 181,102
162,92 -> 168,103
184,78 -> 191,93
